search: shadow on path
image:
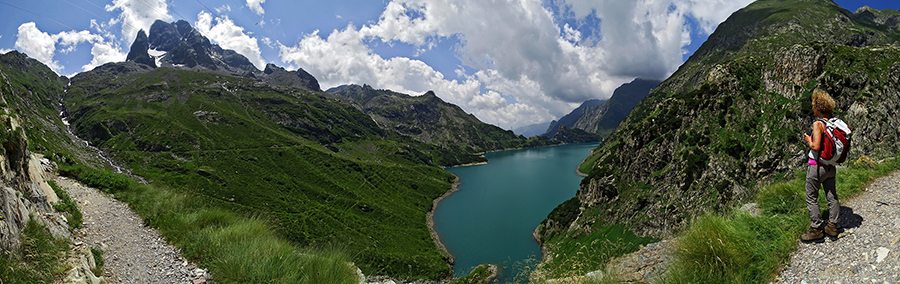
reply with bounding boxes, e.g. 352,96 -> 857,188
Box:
837,206 -> 863,230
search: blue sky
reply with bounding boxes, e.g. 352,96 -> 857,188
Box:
1,0 -> 897,129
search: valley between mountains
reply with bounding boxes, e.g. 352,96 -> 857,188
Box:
3,0 -> 900,283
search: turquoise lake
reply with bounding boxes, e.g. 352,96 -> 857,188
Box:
435,142 -> 600,280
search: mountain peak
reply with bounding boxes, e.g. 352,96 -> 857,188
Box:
126,29 -> 155,68
126,19 -> 321,91
261,63 -> 321,91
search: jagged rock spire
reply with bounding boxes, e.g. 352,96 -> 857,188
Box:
125,29 -> 156,68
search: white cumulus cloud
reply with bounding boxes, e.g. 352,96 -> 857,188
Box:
83,41 -> 127,72
195,11 -> 267,70
280,0 -> 754,129
216,4 -> 232,14
105,0 -> 173,45
15,22 -> 62,72
55,30 -> 104,54
14,22 -> 127,74
246,0 -> 266,16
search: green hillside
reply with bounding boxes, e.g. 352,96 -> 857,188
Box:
61,64 -> 472,278
0,51 -> 102,166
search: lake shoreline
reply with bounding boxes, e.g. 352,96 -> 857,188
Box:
428,175 -> 460,267
575,148 -> 595,177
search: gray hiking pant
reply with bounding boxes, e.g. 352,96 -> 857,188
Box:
806,165 -> 839,228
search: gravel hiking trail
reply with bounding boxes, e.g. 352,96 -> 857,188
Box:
776,170 -> 900,283
56,177 -> 209,284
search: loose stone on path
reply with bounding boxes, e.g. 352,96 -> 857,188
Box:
776,170 -> 900,284
56,177 -> 209,284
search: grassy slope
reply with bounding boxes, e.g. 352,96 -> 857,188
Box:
62,166 -> 360,283
666,157 -> 900,283
0,51 -> 102,166
0,220 -> 70,284
65,67 -> 457,278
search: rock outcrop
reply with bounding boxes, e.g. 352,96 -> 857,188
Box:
0,115 -> 69,253
262,63 -> 321,91
61,245 -> 106,284
126,30 -> 156,68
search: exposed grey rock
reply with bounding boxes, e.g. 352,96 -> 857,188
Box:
262,63 -> 321,91
148,20 -> 184,52
0,115 -> 68,253
740,203 -> 761,217
125,30 -> 156,68
62,245 -> 105,284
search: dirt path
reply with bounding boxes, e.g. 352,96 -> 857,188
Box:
776,170 -> 900,283
56,177 -> 209,284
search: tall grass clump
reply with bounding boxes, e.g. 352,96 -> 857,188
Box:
0,219 -> 70,284
48,179 -> 83,230
68,168 -> 359,283
665,157 -> 900,283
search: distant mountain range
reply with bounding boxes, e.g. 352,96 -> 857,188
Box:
327,84 -> 553,153
542,99 -> 606,138
513,121 -> 550,138
534,78 -> 660,141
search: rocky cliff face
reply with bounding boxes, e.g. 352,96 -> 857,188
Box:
571,79 -> 660,135
541,79 -> 659,140
543,99 -> 605,138
126,30 -> 156,68
546,0 -> 900,240
0,115 -> 69,254
262,63 -> 321,92
0,51 -> 71,254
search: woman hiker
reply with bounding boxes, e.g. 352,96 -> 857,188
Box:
800,89 -> 840,243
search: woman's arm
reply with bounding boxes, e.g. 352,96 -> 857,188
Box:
806,121 -> 824,152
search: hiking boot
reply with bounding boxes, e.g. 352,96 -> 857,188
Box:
800,227 -> 824,243
824,222 -> 838,238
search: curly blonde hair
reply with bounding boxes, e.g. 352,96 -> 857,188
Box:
812,89 -> 836,116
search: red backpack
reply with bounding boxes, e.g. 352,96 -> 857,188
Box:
816,118 -> 851,165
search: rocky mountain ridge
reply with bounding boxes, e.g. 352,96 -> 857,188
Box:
542,99 -> 605,138
541,78 -> 660,140
328,84 -> 556,153
540,0 -> 900,245
127,19 -> 321,91
568,79 -> 660,136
